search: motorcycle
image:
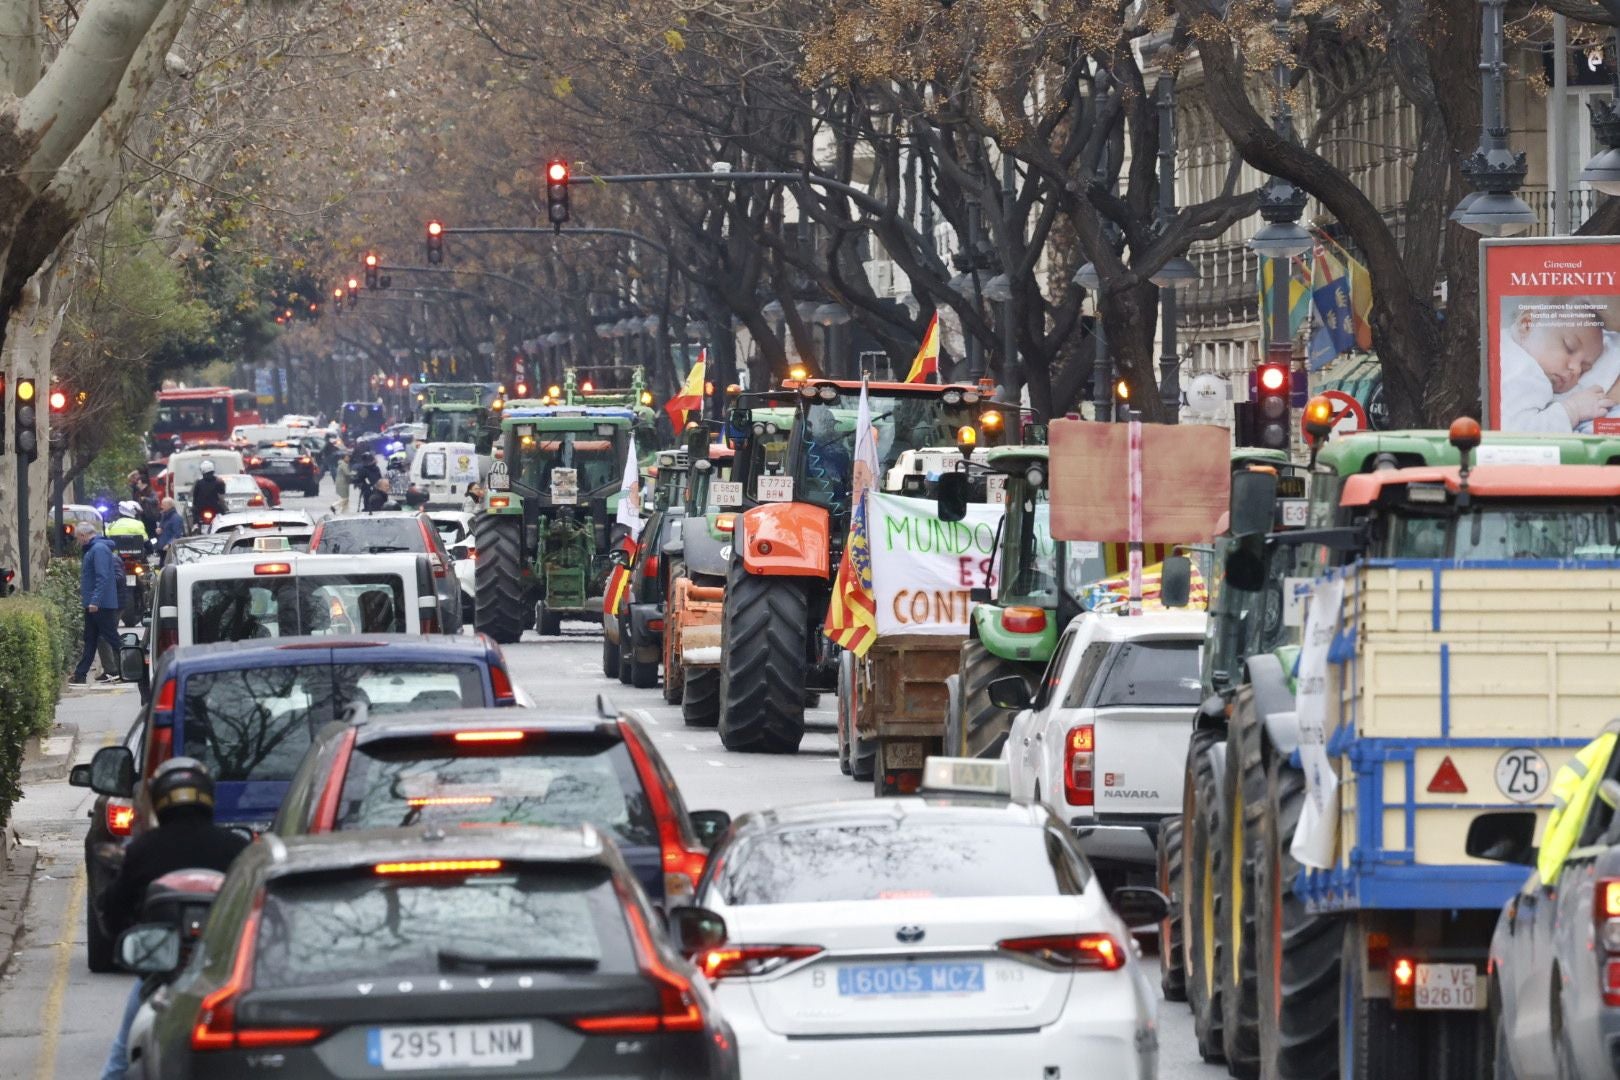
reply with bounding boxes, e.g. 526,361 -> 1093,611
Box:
115,868 -> 228,1076
115,546 -> 153,628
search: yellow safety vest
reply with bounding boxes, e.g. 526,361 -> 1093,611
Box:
1536,725 -> 1620,886
106,517 -> 148,539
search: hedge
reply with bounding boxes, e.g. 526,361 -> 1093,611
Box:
0,595 -> 65,831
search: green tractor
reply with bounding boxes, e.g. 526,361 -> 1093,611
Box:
473,403 -> 642,642
416,382 -> 502,454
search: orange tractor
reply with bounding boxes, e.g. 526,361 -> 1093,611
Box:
715,378 -> 1015,753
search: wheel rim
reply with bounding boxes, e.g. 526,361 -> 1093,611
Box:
1231,788 -> 1244,985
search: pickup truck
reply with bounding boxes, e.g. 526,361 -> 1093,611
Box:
996,609 -> 1205,882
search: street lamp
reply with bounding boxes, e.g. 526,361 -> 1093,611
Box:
1581,31 -> 1620,196
1452,0 -> 1535,236
1151,46 -> 1197,421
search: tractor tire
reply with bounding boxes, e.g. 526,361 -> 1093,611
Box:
837,651 -> 876,780
536,602 -> 563,637
1258,756 -> 1342,1080
682,667 -> 719,727
1159,816 -> 1188,1003
602,628 -> 621,679
474,514 -> 526,644
1221,691 -> 1266,1077
1185,727 -> 1227,1064
958,640 -> 1021,759
629,642 -> 658,689
618,614 -> 632,685
717,549 -> 808,754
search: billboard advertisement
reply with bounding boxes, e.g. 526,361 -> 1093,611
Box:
1481,237 -> 1620,434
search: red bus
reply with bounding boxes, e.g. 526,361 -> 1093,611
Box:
150,387 -> 262,457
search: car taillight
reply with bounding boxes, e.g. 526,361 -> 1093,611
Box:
642,555 -> 659,579
374,859 -> 504,875
146,725 -> 173,774
997,933 -> 1123,971
465,546 -> 477,560
154,677 -> 177,713
619,722 -> 707,901
192,899 -> 325,1051
430,553 -> 447,577
575,897 -> 704,1034
1064,724 -> 1094,807
106,800 -> 135,836
254,563 -> 292,575
701,945 -> 822,981
1000,605 -> 1047,634
1391,956 -> 1417,1009
157,623 -> 179,655
488,665 -> 516,705
1599,878 -> 1620,1005
248,496 -> 264,506
454,729 -> 524,743
297,456 -> 312,464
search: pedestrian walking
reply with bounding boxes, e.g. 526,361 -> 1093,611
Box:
71,522 -> 122,685
333,455 -> 352,512
154,498 -> 184,556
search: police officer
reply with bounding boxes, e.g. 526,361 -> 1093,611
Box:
98,759 -> 249,1079
106,501 -> 149,544
190,460 -> 226,527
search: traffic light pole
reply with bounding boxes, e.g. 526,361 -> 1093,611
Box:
15,453 -> 28,591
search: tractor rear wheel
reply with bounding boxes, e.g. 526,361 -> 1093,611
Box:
717,550 -> 807,754
662,562 -> 686,705
474,514 -> 526,644
957,640 -> 1022,759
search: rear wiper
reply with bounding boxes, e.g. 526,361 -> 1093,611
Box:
437,950 -> 599,973
366,544 -> 410,553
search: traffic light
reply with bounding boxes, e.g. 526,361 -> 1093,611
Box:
545,160 -> 570,229
48,386 -> 67,413
426,220 -> 444,264
346,277 -> 360,309
364,252 -> 380,289
14,378 -> 37,462
1251,360 -> 1292,450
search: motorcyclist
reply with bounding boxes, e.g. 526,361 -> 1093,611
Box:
106,501 -> 150,545
190,460 -> 226,527
352,447 -> 382,509
97,758 -> 249,1080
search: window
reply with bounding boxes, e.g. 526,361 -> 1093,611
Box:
191,574 -> 408,640
1089,640 -> 1204,708
312,518 -> 427,555
718,821 -> 1089,905
154,401 -> 228,433
1031,632 -> 1076,711
420,452 -> 447,480
253,867 -> 637,988
1061,643 -> 1112,709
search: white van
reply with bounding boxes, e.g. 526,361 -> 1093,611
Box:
409,441 -> 483,507
164,449 -> 244,513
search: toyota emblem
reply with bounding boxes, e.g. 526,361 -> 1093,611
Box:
895,925 -> 925,944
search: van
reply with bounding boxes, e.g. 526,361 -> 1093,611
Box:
408,440 -> 483,506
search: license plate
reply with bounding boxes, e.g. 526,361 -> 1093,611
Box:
125,575 -> 137,587
367,1022 -> 533,1071
884,741 -> 924,769
837,962 -> 984,996
1414,964 -> 1481,1010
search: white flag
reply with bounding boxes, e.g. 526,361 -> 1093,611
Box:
615,433 -> 643,539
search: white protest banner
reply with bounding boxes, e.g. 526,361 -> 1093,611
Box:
868,492 -> 1006,636
1290,575 -> 1345,870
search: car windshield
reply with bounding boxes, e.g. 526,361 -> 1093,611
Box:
426,412 -> 481,443
1388,502 -> 1620,560
313,518 -> 426,555
253,865 -> 637,988
516,431 -> 622,499
799,395 -> 992,512
180,663 -> 487,781
222,475 -> 259,493
154,400 -> 227,433
716,821 -> 1087,905
334,738 -> 659,846
191,574 -> 410,639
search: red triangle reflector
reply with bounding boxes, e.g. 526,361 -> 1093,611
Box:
1428,756 -> 1468,795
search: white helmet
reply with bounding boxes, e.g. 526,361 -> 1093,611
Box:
199,460 -> 216,475
118,500 -> 141,519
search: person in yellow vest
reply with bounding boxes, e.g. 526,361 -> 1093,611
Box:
105,501 -> 150,543
1536,721 -> 1620,887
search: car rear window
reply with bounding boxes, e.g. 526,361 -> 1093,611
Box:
314,518 -> 426,555
253,865 -> 637,988
180,663 -> 487,781
716,822 -> 1086,905
1089,640 -> 1203,708
334,738 -> 659,847
191,575 -> 409,640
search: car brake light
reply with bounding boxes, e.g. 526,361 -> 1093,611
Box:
154,677 -> 177,713
649,618 -> 664,632
465,546 -> 477,560
251,521 -> 276,529
1064,724 -> 1094,807
106,801 -> 135,836
407,795 -> 495,808
997,933 -> 1123,971
619,722 -> 707,901
248,496 -> 264,506
373,859 -> 504,875
642,554 -> 659,579
254,562 -> 292,575
309,729 -> 356,832
575,895 -> 704,1034
1000,605 -> 1047,634
192,898 -> 326,1051
453,729 -> 524,743
701,945 -> 822,980
147,726 -> 173,773
488,665 -> 516,705
1599,878 -> 1620,1004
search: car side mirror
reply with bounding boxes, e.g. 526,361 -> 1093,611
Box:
608,549 -> 630,568
969,586 -> 991,604
1465,811 -> 1538,867
1159,555 -> 1193,609
1601,779 -> 1620,811
119,644 -> 145,684
667,906 -> 728,957
987,675 -> 1032,711
83,746 -> 136,798
1110,885 -> 1171,930
936,471 -> 969,523
118,924 -> 182,975
1230,469 -> 1279,537
688,809 -> 732,850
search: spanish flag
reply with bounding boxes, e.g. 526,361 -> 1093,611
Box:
903,314 -> 940,384
665,351 -> 706,428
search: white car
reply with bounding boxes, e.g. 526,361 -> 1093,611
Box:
678,760 -> 1164,1080
997,610 -> 1205,870
208,508 -> 314,537
218,472 -> 267,516
426,509 -> 476,614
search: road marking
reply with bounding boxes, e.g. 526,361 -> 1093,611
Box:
34,861 -> 85,1080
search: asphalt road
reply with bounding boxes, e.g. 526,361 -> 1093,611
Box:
0,482 -> 1224,1078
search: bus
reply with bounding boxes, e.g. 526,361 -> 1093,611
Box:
151,388 -> 262,457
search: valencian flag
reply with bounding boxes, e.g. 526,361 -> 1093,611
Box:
1088,559 -> 1208,611
665,350 -> 706,428
824,379 -> 881,656
904,314 -> 940,384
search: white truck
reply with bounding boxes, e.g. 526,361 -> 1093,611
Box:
996,609 -> 1205,881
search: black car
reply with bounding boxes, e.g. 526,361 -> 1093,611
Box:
309,513 -> 463,632
121,825 -> 740,1080
81,718 -> 144,971
244,438 -> 320,497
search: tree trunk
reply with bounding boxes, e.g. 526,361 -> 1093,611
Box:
0,268 -> 63,587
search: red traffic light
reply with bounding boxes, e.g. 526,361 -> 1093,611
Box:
426,220 -> 443,237
48,389 -> 67,412
364,253 -> 379,267
1258,363 -> 1288,393
547,161 -> 568,183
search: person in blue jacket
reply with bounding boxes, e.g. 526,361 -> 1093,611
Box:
154,497 -> 184,555
71,522 -> 122,685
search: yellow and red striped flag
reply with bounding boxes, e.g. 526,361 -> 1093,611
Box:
824,379 -> 880,655
903,314 -> 940,384
664,351 -> 706,428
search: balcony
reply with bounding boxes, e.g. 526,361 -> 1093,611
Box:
1520,187 -> 1599,236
